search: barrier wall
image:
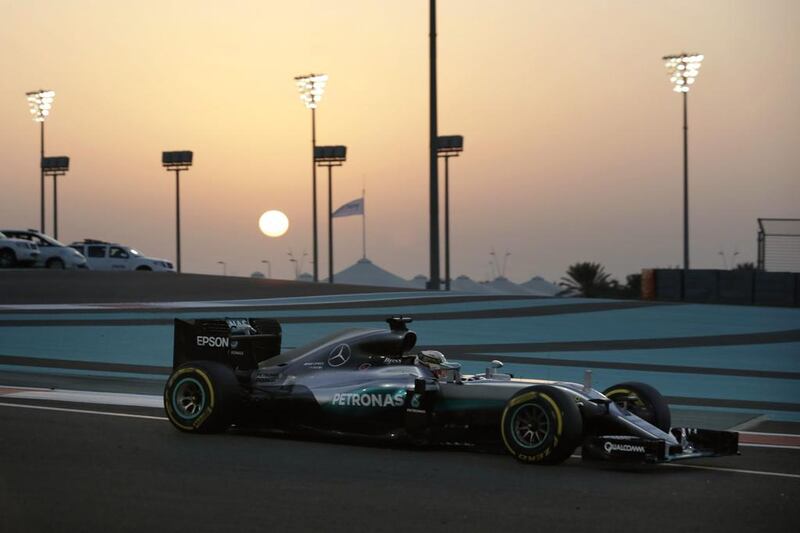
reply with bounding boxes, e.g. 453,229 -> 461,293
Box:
642,269 -> 799,307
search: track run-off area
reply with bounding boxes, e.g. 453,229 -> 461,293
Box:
1,275 -> 799,532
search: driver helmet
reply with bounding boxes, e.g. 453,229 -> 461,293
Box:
416,350 -> 461,381
418,349 -> 446,365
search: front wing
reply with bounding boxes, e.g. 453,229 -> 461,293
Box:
582,428 -> 739,463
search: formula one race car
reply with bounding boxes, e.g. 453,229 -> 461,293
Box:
164,317 -> 739,465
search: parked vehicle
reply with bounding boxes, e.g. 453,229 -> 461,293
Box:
1,229 -> 88,269
0,231 -> 40,268
69,239 -> 175,272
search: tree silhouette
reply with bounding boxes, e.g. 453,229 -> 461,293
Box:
559,262 -> 612,297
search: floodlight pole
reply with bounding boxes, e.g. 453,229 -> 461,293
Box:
327,164 -> 333,284
314,146 -> 346,285
443,154 -> 451,291
163,152 -> 193,274
682,91 -> 689,270
175,169 -> 182,273
436,136 -> 463,291
43,168 -> 67,240
663,52 -> 702,270
428,0 -> 441,290
40,122 -> 45,233
53,173 -> 58,240
312,108 -> 319,282
315,161 -> 340,284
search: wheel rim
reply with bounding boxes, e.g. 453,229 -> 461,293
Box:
510,403 -> 551,449
47,259 -> 64,269
171,377 -> 206,420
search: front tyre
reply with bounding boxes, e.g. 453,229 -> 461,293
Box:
603,381 -> 671,432
164,361 -> 239,433
500,385 -> 582,465
0,249 -> 16,268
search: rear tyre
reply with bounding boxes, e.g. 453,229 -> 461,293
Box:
164,361 -> 240,433
603,381 -> 671,432
500,385 -> 583,465
46,258 -> 66,269
0,249 -> 16,268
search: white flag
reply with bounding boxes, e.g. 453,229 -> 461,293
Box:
332,197 -> 364,218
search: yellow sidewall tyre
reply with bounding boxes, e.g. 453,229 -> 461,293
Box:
164,361 -> 239,434
500,385 -> 582,465
603,381 -> 671,432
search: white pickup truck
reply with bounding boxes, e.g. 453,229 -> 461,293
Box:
69,239 -> 175,272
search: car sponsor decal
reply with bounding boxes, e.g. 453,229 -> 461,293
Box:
327,344 -> 351,367
196,335 -> 229,348
331,390 -> 406,408
604,441 -> 646,454
225,318 -> 251,329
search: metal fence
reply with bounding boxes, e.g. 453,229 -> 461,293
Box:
643,269 -> 799,307
758,218 -> 800,273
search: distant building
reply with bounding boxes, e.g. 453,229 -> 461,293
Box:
326,258 -> 411,289
450,275 -> 493,293
487,276 -> 534,295
409,275 -> 428,289
521,276 -> 561,296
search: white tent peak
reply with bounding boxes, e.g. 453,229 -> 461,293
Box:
326,258 -> 411,288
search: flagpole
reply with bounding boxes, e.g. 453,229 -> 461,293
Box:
361,188 -> 366,260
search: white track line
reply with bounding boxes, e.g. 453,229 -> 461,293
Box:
663,463 -> 800,479
576,454 -> 800,479
740,431 -> 800,438
0,401 -> 167,420
2,389 -> 163,408
740,443 -> 800,450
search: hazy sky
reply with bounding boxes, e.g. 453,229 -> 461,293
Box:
1,0 -> 798,282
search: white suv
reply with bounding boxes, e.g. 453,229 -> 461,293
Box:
0,230 -> 40,268
69,240 -> 175,272
1,229 -> 88,269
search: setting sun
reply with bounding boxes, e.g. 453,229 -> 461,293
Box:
258,210 -> 289,238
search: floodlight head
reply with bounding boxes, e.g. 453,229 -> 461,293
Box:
162,151 -> 193,169
437,135 -> 464,154
26,89 -> 55,122
314,145 -> 347,163
41,156 -> 69,172
294,73 -> 328,109
663,53 -> 704,93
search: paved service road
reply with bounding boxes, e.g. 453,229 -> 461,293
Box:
1,401 -> 798,533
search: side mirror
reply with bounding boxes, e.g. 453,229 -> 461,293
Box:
486,359 -> 503,378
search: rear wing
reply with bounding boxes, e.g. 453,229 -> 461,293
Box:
173,318 -> 282,370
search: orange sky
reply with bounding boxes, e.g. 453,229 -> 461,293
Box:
1,0 -> 798,281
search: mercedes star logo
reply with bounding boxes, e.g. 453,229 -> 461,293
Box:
327,344 -> 351,367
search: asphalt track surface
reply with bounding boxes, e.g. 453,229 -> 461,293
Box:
2,272 -> 799,531
1,397 -> 798,533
